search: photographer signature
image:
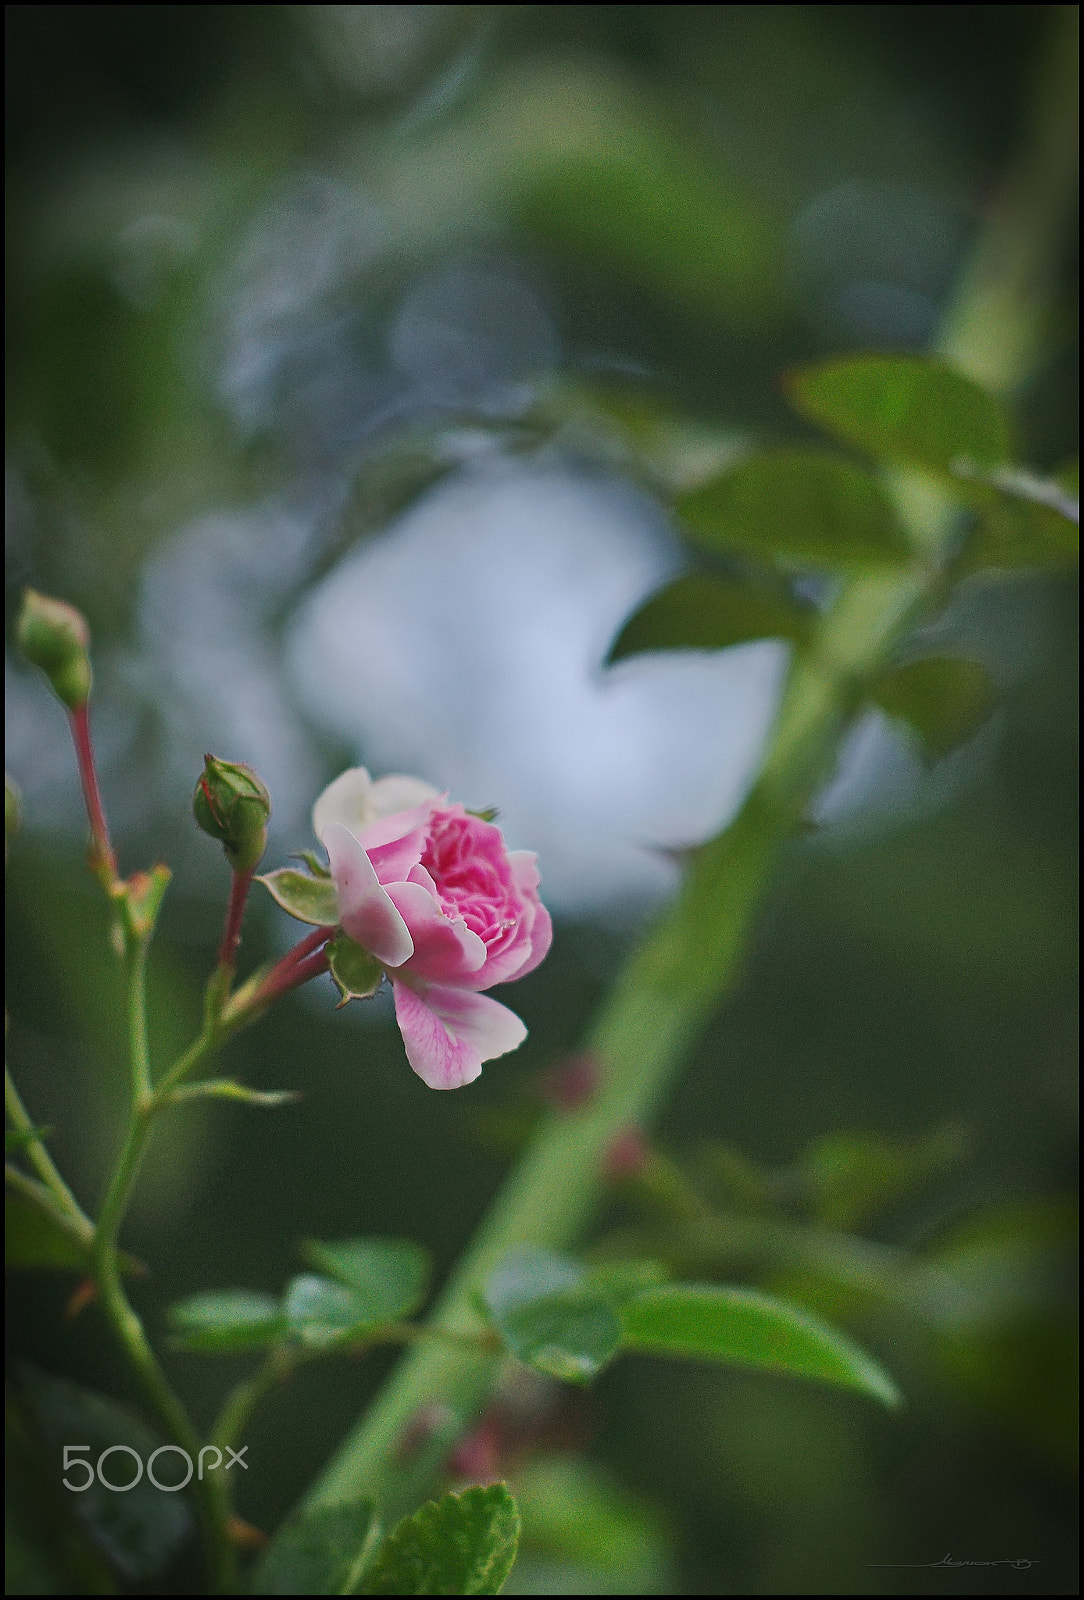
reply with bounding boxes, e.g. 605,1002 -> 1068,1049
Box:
871,1554 -> 1039,1572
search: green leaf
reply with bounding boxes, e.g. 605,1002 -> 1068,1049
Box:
799,1125 -> 967,1232
327,934 -> 384,1005
785,353 -> 1014,481
870,657 -> 996,763
799,1120 -> 965,1228
923,1199 -> 1078,1472
6,1390 -> 119,1594
6,1125 -> 53,1154
301,1239 -> 431,1326
924,1197 -> 1078,1324
619,1283 -> 902,1407
167,1290 -> 286,1354
548,379 -> 751,494
257,868 -> 340,927
482,1249 -> 622,1383
6,1184 -> 93,1271
517,70 -> 781,328
510,1456 -> 673,1592
166,1079 -> 300,1109
14,1369 -> 191,1582
961,462 -> 1080,570
677,450 -> 909,568
122,863 -> 172,941
963,464 -> 1080,524
608,573 -> 812,663
251,1499 -> 380,1596
284,1274 -> 400,1349
582,1259 -> 669,1304
360,1484 -> 520,1596
292,849 -> 332,878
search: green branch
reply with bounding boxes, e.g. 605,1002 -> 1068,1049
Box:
5,1063 -> 92,1230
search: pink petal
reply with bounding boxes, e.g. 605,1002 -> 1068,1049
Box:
356,796 -> 439,855
503,898 -> 554,982
508,850 -> 542,893
323,823 -> 414,968
392,980 -> 528,1090
407,863 -> 439,895
384,880 -> 487,983
363,817 -> 434,884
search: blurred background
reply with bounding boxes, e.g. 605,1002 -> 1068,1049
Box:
5,5 -> 1077,1594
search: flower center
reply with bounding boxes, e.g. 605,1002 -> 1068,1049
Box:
421,812 -> 515,948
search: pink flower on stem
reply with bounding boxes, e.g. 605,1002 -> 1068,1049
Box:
313,769 -> 552,1090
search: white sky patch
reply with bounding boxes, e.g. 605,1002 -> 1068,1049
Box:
286,458 -> 790,914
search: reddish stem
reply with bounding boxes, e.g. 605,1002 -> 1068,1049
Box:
217,869 -> 254,971
256,940 -> 333,1007
242,925 -> 335,1014
281,924 -> 335,971
67,703 -> 118,884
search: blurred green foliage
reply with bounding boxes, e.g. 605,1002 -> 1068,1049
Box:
5,4 -> 1078,1595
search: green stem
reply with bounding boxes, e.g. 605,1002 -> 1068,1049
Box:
86,923 -> 343,1586
301,5 -> 1077,1522
5,1064 -> 92,1228
126,938 -> 153,1105
92,933 -> 241,1589
154,1022 -> 222,1102
211,1351 -> 295,1458
92,1075 -> 238,1591
209,1326 -> 501,1461
93,1239 -> 237,1589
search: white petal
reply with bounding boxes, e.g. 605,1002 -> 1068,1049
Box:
312,767 -> 376,842
368,773 -> 441,818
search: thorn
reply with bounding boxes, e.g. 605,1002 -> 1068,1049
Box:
540,1053 -> 600,1112
604,1127 -> 652,1180
447,1417 -> 503,1484
65,1277 -> 99,1319
228,1516 -> 268,1550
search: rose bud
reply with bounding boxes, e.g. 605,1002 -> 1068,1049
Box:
16,590 -> 92,711
193,755 -> 271,874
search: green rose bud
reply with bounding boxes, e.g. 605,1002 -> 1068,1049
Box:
16,590 -> 93,711
193,755 -> 271,874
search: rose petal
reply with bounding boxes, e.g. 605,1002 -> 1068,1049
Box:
312,767 -> 375,841
407,863 -> 439,896
361,803 -> 438,883
368,774 -> 441,817
392,980 -> 528,1090
384,880 -> 487,982
501,897 -> 553,982
323,822 -> 414,967
507,850 -> 542,894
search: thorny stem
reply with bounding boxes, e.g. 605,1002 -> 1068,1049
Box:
301,3 -> 1079,1527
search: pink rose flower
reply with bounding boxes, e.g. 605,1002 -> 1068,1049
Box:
313,768 -> 552,1090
